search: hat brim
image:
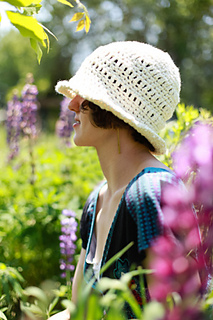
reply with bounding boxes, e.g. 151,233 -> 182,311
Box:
55,77 -> 166,155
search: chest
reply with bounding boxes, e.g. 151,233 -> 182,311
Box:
94,189 -> 125,261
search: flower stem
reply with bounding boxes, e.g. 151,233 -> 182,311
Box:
28,136 -> 36,185
66,269 -> 72,301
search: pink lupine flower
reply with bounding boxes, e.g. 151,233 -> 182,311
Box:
173,123 -> 213,288
164,306 -> 204,320
149,123 -> 213,318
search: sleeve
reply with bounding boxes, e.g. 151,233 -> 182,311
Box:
125,173 -> 165,252
80,197 -> 93,250
80,181 -> 106,250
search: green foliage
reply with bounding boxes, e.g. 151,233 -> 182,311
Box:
20,285 -> 60,319
19,263 -> 156,319
0,131 -> 103,288
0,103 -> 213,319
0,262 -> 24,319
1,0 -> 90,62
1,0 -> 213,113
158,104 -> 213,167
18,271 -> 213,320
3,0 -> 49,63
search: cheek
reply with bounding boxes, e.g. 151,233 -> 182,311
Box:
82,112 -> 96,131
73,121 -> 98,146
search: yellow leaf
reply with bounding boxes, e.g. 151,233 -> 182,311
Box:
70,12 -> 84,22
6,11 -> 47,46
76,19 -> 85,31
85,14 -> 91,33
3,0 -> 41,6
57,0 -> 73,8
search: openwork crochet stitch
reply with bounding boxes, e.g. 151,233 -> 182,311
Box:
56,41 -> 181,154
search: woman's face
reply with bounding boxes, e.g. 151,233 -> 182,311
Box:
68,95 -> 111,148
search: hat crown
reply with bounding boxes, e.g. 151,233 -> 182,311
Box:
56,41 -> 181,154
78,42 -> 180,132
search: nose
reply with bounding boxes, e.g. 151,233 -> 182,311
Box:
68,95 -> 85,112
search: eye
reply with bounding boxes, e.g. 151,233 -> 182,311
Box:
80,100 -> 90,111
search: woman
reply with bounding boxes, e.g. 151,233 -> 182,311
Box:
51,41 -> 182,319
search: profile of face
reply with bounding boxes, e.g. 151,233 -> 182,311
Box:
68,95 -> 113,148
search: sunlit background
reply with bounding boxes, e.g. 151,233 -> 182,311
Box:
0,0 -> 213,131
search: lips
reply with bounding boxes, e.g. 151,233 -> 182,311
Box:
73,118 -> 80,127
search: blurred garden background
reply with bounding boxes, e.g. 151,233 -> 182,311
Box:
0,0 -> 213,319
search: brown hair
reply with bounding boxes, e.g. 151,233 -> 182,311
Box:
81,100 -> 155,152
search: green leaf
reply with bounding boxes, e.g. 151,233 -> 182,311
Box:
205,297 -> 213,305
23,4 -> 42,15
100,242 -> 134,275
6,11 -> 47,46
20,302 -> 44,316
57,0 -> 74,8
61,299 -> 76,314
143,301 -> 165,320
0,310 -> 7,320
98,278 -> 127,292
8,266 -> 24,282
39,22 -> 58,41
13,281 -> 24,297
2,277 -> 10,304
47,296 -> 59,314
30,38 -> 43,63
69,12 -> 84,22
0,295 -> 6,303
23,286 -> 49,306
0,263 -> 7,271
86,294 -> 103,320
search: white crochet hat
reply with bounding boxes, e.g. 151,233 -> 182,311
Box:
55,41 -> 181,154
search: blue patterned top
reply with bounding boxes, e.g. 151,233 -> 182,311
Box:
80,167 -> 181,318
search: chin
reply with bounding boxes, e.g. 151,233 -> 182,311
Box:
73,138 -> 82,146
73,136 -> 88,147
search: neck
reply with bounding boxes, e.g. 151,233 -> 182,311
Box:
95,129 -> 157,194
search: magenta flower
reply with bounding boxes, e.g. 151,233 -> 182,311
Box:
56,97 -> 75,147
148,123 -> 213,318
164,306 -> 204,320
59,209 -> 78,278
149,231 -> 200,302
173,123 -> 213,287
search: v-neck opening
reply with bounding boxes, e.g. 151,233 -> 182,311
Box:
84,167 -> 172,282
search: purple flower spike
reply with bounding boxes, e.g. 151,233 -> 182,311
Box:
62,209 -> 76,217
59,209 -> 78,278
56,97 -> 75,147
6,92 -> 22,160
20,74 -> 38,138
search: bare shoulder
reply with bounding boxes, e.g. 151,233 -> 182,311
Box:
140,155 -> 173,174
